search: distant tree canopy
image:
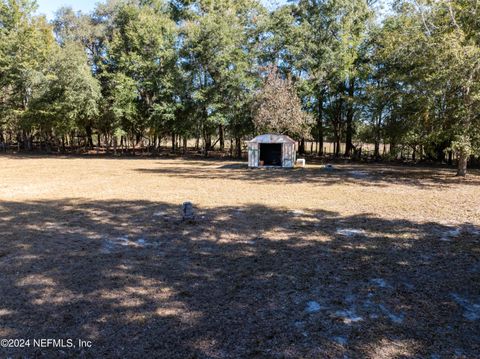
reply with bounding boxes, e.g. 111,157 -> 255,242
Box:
0,0 -> 479,175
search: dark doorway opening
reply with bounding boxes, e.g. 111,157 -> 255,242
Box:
260,143 -> 282,166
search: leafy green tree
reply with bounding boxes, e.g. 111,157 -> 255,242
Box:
0,0 -> 56,149
27,42 -> 101,150
180,0 -> 265,155
368,0 -> 480,175
106,0 -> 178,150
293,0 -> 373,156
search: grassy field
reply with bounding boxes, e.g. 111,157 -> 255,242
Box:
0,155 -> 479,358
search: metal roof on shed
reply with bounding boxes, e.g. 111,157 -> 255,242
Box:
248,134 -> 296,144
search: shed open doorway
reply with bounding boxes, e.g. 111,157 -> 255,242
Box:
247,134 -> 297,168
260,143 -> 282,166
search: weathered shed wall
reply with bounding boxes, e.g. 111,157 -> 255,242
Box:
248,142 -> 259,167
281,143 -> 296,168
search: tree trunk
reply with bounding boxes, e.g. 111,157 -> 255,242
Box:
235,136 -> 242,158
299,138 -> 305,155
85,126 -> 94,149
374,141 -> 380,158
152,135 -> 157,153
456,151 -> 468,177
334,94 -> 343,157
390,140 -> 396,159
219,124 -> 225,152
203,129 -> 211,157
22,130 -> 30,151
97,133 -> 101,154
345,78 -> 355,157
171,132 -> 176,152
374,117 -> 381,159
205,135 -> 211,152
334,126 -> 340,157
317,97 -> 323,156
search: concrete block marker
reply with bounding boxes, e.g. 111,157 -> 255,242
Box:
296,158 -> 306,168
182,201 -> 195,222
336,228 -> 365,237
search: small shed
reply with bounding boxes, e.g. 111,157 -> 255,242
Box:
247,134 -> 297,168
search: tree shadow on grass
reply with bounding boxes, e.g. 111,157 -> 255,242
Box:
3,152 -> 480,188
0,200 -> 479,358
0,152 -> 237,165
135,161 -> 480,188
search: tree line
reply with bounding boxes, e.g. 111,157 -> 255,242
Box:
0,0 -> 479,175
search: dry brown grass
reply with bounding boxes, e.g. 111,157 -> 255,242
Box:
0,155 -> 479,358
